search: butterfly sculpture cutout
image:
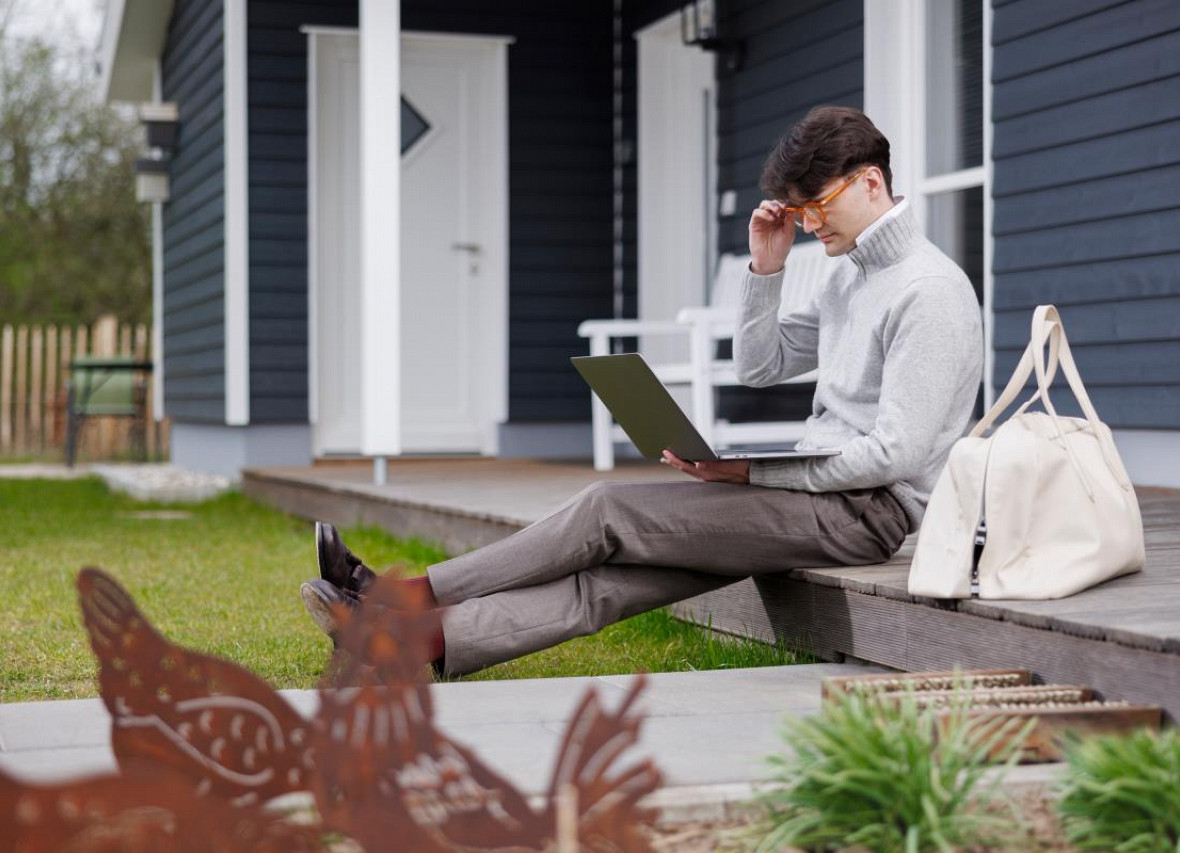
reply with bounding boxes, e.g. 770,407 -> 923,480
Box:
0,568 -> 662,852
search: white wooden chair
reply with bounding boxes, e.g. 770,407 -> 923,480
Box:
577,241 -> 832,470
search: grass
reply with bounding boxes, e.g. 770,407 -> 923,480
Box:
0,477 -> 809,702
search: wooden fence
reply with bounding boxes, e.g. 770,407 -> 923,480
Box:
0,315 -> 169,462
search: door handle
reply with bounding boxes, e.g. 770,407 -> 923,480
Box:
451,242 -> 482,254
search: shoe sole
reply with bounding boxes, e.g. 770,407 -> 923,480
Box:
300,581 -> 339,638
315,521 -> 331,583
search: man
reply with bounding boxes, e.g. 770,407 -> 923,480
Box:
301,105 -> 983,676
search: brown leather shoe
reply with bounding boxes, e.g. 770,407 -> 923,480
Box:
315,521 -> 378,594
300,578 -> 360,639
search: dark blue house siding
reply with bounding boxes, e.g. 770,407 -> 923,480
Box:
246,0 -> 358,423
716,0 -> 863,256
396,1 -> 615,423
991,0 -> 1180,428
161,0 -> 226,423
239,0 -> 614,425
715,0 -> 863,422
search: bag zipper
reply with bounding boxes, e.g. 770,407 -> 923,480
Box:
971,517 -> 987,598
970,436 -> 997,599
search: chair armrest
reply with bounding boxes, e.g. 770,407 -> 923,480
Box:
577,318 -> 688,338
675,306 -> 737,324
675,306 -> 738,335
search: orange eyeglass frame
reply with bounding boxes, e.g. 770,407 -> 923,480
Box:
782,168 -> 867,229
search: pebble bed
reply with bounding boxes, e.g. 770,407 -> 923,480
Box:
89,463 -> 233,503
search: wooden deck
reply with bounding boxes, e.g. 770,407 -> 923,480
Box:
243,460 -> 1180,720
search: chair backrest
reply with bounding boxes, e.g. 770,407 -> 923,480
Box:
70,358 -> 141,416
708,241 -> 832,319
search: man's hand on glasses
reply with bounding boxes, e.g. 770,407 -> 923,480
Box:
748,200 -> 796,276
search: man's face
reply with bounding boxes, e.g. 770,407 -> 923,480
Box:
786,170 -> 876,257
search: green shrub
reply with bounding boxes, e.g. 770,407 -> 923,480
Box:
1057,727 -> 1180,853
753,683 -> 1033,852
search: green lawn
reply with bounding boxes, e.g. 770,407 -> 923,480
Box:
0,478 -> 809,702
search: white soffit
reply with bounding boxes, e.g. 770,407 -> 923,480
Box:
99,0 -> 175,103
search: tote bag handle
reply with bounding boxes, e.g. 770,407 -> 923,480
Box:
970,306 -> 1130,493
1030,307 -> 1131,491
970,308 -> 1060,437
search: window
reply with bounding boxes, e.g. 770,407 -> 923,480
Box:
923,0 -> 984,305
864,0 -> 992,406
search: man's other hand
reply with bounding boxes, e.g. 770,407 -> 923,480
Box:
748,200 -> 796,275
661,450 -> 751,484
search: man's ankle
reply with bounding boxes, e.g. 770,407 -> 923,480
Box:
402,574 -> 439,610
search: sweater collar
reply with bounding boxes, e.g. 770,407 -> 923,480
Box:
847,197 -> 918,273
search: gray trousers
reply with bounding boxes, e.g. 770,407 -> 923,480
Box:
426,481 -> 908,675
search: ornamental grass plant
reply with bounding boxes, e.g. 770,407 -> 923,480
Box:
753,680 -> 1034,853
1057,727 -> 1180,853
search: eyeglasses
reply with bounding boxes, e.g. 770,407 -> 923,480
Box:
782,169 -> 867,230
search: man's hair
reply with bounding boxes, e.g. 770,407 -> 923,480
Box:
759,106 -> 893,202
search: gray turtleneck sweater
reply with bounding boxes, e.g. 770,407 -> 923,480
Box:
735,202 -> 983,532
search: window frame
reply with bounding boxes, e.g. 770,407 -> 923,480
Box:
864,0 -> 995,409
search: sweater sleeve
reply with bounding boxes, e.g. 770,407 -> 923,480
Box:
748,276 -> 982,492
733,265 -> 821,386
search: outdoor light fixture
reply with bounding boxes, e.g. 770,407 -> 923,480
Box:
134,102 -> 178,203
134,157 -> 170,203
139,102 -> 179,151
680,0 -> 743,72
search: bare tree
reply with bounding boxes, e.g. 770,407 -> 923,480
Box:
0,29 -> 149,324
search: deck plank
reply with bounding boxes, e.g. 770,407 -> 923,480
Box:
245,461 -> 1180,713
676,578 -> 1180,719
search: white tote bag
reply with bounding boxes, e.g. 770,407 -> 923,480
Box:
909,305 -> 1144,600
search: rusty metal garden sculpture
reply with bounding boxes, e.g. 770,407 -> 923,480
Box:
0,568 -> 661,852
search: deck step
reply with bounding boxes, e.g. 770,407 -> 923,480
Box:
821,668 -> 1163,763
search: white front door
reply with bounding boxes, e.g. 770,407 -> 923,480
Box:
309,31 -> 509,457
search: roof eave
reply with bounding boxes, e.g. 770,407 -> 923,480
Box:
98,0 -> 175,103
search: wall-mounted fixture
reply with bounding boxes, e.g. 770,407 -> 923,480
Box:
134,157 -> 170,203
139,102 -> 179,151
680,0 -> 743,72
134,102 -> 178,203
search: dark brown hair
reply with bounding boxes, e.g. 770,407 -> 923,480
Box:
759,106 -> 893,202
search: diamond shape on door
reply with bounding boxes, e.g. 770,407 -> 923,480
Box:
400,96 -> 431,155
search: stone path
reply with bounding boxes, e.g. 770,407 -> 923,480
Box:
0,463 -> 91,479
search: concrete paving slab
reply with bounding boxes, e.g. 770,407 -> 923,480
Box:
553,710 -> 790,788
437,721 -> 564,792
0,746 -> 116,782
429,674 -> 645,725
0,666 -> 847,789
0,663 -> 1073,816
0,698 -> 110,751
596,662 -> 889,716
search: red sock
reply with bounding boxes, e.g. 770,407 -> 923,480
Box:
429,627 -> 445,665
403,574 -> 439,610
402,576 -> 443,663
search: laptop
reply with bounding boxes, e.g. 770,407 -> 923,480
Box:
571,353 -> 841,463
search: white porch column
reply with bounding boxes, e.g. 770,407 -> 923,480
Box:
151,60 -> 165,423
863,0 -> 921,226
224,0 -> 251,425
358,0 -> 402,463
